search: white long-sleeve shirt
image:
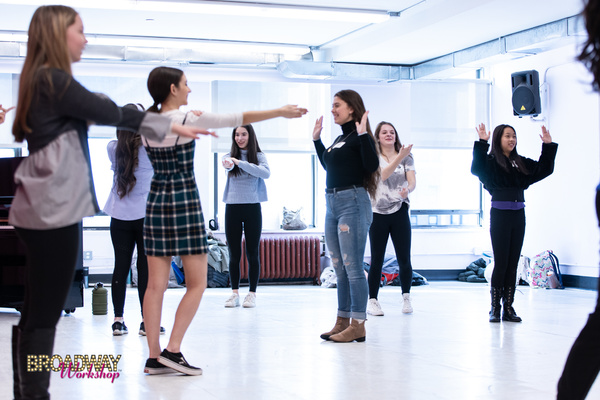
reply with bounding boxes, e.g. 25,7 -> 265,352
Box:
144,109 -> 243,147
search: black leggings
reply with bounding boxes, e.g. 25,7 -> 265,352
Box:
489,208 -> 525,289
225,203 -> 262,292
368,202 -> 413,296
556,274 -> 600,399
110,217 -> 148,318
15,224 -> 80,331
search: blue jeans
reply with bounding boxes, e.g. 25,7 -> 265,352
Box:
325,187 -> 372,320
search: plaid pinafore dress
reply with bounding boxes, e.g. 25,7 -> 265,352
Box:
143,135 -> 208,256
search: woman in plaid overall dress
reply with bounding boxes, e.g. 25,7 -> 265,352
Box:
142,66 -> 307,375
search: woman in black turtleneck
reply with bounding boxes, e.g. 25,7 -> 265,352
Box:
313,89 -> 379,343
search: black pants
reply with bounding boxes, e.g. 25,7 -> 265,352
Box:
14,223 -> 80,399
368,203 -> 413,296
110,217 -> 148,318
489,208 -> 525,289
225,203 -> 262,292
15,223 -> 80,331
557,271 -> 600,399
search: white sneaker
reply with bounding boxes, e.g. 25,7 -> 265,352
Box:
367,298 -> 384,316
224,293 -> 240,308
402,293 -> 413,314
242,293 -> 256,308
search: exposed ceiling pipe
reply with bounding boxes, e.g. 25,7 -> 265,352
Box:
412,14 -> 586,79
277,14 -> 585,81
276,61 -> 411,82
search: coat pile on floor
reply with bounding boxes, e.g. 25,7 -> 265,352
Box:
457,258 -> 487,283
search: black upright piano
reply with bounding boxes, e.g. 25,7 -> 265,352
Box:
0,157 -> 84,313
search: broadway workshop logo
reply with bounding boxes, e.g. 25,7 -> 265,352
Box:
27,354 -> 121,383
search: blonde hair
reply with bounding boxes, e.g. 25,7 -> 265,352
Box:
13,5 -> 78,141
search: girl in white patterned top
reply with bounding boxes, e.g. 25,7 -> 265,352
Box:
367,121 -> 416,317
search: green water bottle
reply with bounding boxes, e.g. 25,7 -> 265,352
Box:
92,282 -> 108,315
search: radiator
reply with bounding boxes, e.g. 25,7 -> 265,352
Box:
240,236 -> 321,283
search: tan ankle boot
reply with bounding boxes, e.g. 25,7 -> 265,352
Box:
320,316 -> 350,340
329,319 -> 366,343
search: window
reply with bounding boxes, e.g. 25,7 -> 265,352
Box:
409,148 -> 481,227
404,79 -> 489,227
84,138 -> 113,228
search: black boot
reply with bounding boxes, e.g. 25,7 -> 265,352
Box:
18,328 -> 56,400
489,287 -> 502,323
502,286 -> 522,322
12,326 -> 21,400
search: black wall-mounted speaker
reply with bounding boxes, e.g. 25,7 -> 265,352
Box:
511,70 -> 541,117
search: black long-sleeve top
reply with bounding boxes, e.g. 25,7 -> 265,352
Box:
471,139 -> 558,202
313,121 -> 379,189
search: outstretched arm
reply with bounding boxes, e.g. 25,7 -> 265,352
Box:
171,123 -> 216,140
242,105 -> 308,124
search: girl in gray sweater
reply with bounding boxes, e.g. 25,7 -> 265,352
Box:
222,124 -> 270,308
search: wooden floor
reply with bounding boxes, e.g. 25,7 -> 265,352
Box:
0,282 -> 598,400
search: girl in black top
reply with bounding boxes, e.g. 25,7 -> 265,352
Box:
313,89 -> 379,343
471,123 -> 557,323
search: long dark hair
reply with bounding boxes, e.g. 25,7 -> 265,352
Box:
579,0 -> 600,90
13,5 -> 78,141
334,89 -> 379,197
114,104 -> 144,198
147,66 -> 183,113
374,121 -> 401,153
490,124 -> 529,174
228,124 -> 262,177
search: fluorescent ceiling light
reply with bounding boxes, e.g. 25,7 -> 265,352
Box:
0,31 -> 310,57
3,0 -> 390,24
85,35 -> 309,56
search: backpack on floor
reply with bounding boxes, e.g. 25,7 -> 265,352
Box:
207,266 -> 230,288
206,234 -> 230,288
525,250 -> 564,289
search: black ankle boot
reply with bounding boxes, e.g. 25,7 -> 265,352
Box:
18,328 -> 56,400
489,287 -> 502,323
12,326 -> 21,400
502,286 -> 522,322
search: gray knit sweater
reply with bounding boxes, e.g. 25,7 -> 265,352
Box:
222,150 -> 270,204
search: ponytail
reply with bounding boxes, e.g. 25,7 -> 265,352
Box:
147,102 -> 160,113
147,67 -> 184,114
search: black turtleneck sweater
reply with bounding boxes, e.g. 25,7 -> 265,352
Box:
313,121 -> 379,189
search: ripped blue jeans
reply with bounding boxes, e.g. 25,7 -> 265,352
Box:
325,186 -> 372,320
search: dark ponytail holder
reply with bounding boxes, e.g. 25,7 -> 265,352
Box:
148,102 -> 159,113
